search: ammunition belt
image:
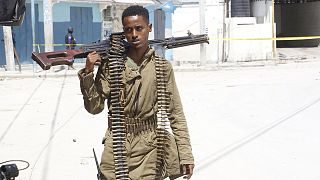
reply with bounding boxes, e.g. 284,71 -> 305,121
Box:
108,117 -> 157,134
107,32 -> 129,180
154,55 -> 171,179
106,32 -> 171,179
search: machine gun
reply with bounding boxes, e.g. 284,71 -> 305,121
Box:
31,32 -> 209,70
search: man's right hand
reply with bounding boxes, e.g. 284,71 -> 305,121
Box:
85,51 -> 101,74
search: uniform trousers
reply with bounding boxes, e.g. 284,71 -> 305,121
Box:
100,130 -> 158,180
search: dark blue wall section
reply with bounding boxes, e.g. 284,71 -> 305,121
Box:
14,3 -> 35,64
0,4 -> 101,65
70,7 -> 101,46
0,27 -> 4,64
53,22 -> 101,51
1,3 -> 37,65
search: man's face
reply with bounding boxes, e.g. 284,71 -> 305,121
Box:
122,15 -> 152,50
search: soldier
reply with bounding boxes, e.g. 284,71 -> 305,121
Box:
78,5 -> 194,180
65,27 -> 76,69
65,27 -> 76,50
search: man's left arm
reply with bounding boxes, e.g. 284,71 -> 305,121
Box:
166,63 -> 194,166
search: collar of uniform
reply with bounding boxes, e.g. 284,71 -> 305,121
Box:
140,48 -> 155,68
126,56 -> 139,71
125,57 -> 140,83
124,48 -> 155,82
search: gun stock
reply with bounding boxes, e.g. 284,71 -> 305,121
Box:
32,32 -> 209,70
32,49 -> 85,70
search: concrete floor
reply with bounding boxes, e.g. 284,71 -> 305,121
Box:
1,48 -> 320,179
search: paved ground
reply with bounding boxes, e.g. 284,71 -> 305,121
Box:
1,48 -> 320,180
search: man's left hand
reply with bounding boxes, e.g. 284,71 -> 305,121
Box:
181,164 -> 194,179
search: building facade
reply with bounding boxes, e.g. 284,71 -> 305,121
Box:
0,0 -> 167,65
0,2 -> 103,65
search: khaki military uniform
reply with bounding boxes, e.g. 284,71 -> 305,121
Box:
78,48 -> 194,179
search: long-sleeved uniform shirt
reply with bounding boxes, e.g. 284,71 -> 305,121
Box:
78,48 -> 194,177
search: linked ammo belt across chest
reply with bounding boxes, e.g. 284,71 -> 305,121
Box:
106,32 -> 170,180
108,116 -> 157,134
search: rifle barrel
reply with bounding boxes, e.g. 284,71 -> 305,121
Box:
93,148 -> 102,180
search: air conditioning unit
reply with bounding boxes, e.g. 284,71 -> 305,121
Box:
102,5 -> 115,38
102,5 -> 115,22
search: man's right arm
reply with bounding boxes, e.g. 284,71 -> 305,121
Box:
78,52 -> 109,114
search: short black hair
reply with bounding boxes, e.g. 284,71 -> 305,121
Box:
121,5 -> 149,24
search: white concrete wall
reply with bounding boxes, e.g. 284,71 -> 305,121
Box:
226,17 -> 273,62
172,3 -> 274,64
172,4 -> 222,64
